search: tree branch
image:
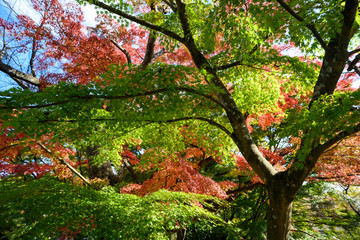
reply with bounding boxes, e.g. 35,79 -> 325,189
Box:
288,122 -> 360,188
153,48 -> 166,60
0,61 -> 40,86
348,48 -> 360,56
37,142 -> 91,186
276,0 -> 328,50
162,116 -> 232,137
215,41 -> 263,71
215,62 -> 265,71
89,0 -> 184,43
162,0 -> 177,12
110,39 -> 132,65
347,54 -> 360,71
309,0 -> 358,106
140,31 -> 157,70
226,182 -> 263,197
0,143 -> 19,152
29,37 -> 37,78
8,116 -> 232,139
316,122 -> 360,154
122,158 -> 140,184
10,75 -> 29,90
174,0 -> 278,182
0,86 -> 226,110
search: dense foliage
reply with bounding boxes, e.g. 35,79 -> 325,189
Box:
0,176 -> 229,240
0,0 -> 360,239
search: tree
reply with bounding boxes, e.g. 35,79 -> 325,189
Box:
1,0 -> 360,239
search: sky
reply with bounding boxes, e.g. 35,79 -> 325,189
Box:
0,0 -> 97,90
0,0 -> 97,26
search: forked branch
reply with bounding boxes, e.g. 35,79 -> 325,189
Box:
110,39 -> 132,65
276,0 -> 328,50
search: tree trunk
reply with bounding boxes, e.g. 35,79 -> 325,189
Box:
266,195 -> 292,240
86,146 -> 118,185
266,173 -> 295,240
176,229 -> 186,240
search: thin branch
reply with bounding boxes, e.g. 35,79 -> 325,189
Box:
226,182 -> 263,197
216,61 -> 243,71
0,143 -> 19,152
162,0 -> 177,12
315,173 -> 360,181
12,116 -> 232,138
90,0 -> 184,43
276,0 -> 328,50
316,122 -> 360,155
348,48 -> 360,56
162,116 -> 232,137
348,201 -> 360,217
110,39 -> 132,65
37,142 -> 91,186
153,48 -> 166,60
215,62 -> 264,71
29,37 -> 37,78
215,42 -> 263,71
291,229 -> 318,239
0,86 -> 226,110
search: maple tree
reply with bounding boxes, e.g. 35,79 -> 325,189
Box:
1,0 -> 360,239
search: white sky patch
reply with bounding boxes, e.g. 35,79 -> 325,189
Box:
81,3 -> 98,27
353,79 -> 360,88
0,0 -> 40,21
0,0 -> 98,27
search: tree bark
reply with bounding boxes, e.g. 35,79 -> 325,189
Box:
86,146 -> 118,185
176,229 -> 186,240
266,199 -> 292,240
266,173 -> 294,240
123,158 -> 140,184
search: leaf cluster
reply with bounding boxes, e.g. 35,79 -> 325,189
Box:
0,176 -> 229,239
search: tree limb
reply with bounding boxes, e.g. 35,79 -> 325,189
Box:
162,116 -> 232,137
153,48 -> 166,60
309,0 -> 358,105
0,61 -> 40,86
276,0 -> 328,50
226,182 -> 263,197
348,48 -> 360,56
316,122 -> 360,154
110,39 -> 132,65
347,55 -> 360,70
37,142 -> 91,186
29,37 -> 37,78
8,116 -> 232,140
123,158 -> 140,184
10,76 -> 29,90
89,0 -> 184,43
288,122 -> 360,190
0,86 -> 226,110
140,31 -> 157,70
